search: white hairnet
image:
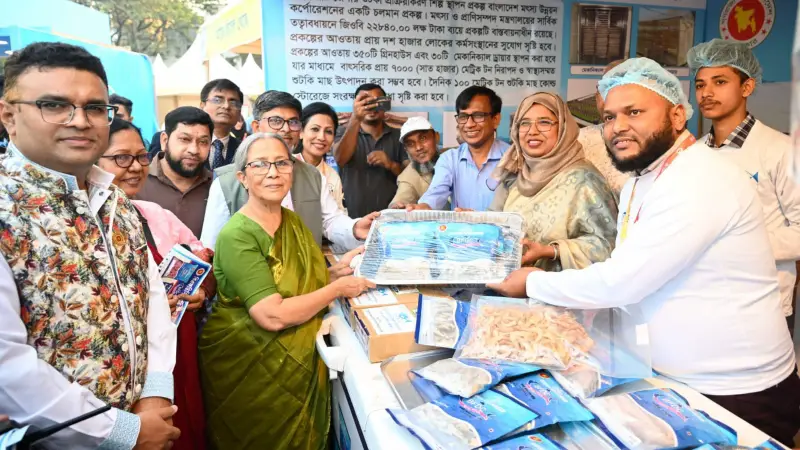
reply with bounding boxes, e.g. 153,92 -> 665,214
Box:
687,38 -> 762,84
598,57 -> 694,120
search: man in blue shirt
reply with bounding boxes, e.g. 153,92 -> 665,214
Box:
409,86 -> 509,211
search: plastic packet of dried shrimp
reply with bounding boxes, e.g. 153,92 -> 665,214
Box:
387,389 -> 538,450
550,353 -> 652,399
454,296 -> 594,371
415,295 -> 471,349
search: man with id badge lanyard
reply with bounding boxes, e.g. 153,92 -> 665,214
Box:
489,58 -> 800,446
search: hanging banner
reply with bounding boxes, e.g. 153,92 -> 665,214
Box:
283,0 -> 563,107
719,0 -> 775,48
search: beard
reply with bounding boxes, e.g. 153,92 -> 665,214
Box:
605,118 -> 677,173
164,144 -> 204,178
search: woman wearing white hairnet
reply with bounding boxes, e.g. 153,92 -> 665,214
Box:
689,38 -> 800,336
489,57 -> 799,446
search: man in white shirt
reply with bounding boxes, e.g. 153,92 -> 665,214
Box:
202,91 -> 376,252
200,78 -> 244,170
577,59 -> 630,196
0,42 -> 178,449
689,39 -> 800,334
489,57 -> 799,446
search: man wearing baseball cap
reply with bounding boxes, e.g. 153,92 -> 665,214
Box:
390,117 -> 443,209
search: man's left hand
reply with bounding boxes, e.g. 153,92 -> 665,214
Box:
367,151 -> 391,169
132,397 -> 174,426
354,211 -> 380,240
177,292 -> 206,312
487,267 -> 542,298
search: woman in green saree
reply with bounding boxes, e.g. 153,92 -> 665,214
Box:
489,92 -> 618,271
199,132 -> 375,450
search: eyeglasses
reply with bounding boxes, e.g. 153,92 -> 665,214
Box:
207,96 -> 243,110
260,116 -> 303,132
403,132 -> 431,151
9,100 -> 118,126
245,159 -> 295,175
519,119 -> 557,134
455,112 -> 493,124
100,154 -> 151,168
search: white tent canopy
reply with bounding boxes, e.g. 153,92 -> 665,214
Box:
239,54 -> 264,96
155,30 -> 208,96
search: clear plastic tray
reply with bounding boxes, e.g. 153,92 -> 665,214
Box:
355,210 -> 524,285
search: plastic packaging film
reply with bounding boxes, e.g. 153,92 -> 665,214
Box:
354,210 -> 524,285
454,296 -> 652,379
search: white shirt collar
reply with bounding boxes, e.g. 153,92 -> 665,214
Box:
6,141 -> 115,193
637,130 -> 693,176
214,135 -> 231,147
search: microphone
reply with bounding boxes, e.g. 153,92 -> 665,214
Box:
0,405 -> 112,449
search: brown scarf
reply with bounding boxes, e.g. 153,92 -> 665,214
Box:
492,92 -> 585,197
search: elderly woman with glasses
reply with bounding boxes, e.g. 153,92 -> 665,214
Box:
96,119 -> 214,450
490,92 -> 618,271
199,132 -> 374,450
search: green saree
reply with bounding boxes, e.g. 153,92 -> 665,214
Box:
199,209 -> 330,450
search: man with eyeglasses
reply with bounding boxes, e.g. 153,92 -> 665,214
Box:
202,90 -> 377,252
0,42 -> 179,449
409,86 -> 509,211
137,106 -> 215,238
389,117 -> 446,209
334,83 -> 408,218
200,79 -> 245,170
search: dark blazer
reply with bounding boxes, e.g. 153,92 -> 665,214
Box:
147,131 -> 163,160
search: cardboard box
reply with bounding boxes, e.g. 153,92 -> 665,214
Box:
353,302 -> 439,363
342,286 -> 449,330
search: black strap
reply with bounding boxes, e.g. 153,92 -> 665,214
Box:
135,208 -> 158,251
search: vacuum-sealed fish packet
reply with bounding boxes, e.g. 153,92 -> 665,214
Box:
544,421 -> 623,450
356,210 -> 524,285
584,388 -> 737,450
388,390 -> 538,450
494,372 -> 594,433
551,359 -> 651,399
481,433 -> 567,450
416,295 -> 471,349
413,357 -> 540,398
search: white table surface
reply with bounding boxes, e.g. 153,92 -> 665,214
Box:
320,303 -> 782,450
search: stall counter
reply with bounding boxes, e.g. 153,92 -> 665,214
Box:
317,300 -> 786,450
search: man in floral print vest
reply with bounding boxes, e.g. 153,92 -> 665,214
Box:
0,42 -> 179,449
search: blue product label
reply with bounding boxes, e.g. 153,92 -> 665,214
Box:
756,439 -> 784,450
496,372 -> 594,429
627,389 -> 737,448
337,405 -> 351,450
379,222 -> 438,260
437,222 -> 500,262
434,390 -> 539,445
409,372 -> 447,404
483,433 -> 567,450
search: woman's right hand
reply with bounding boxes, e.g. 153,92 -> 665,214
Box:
332,276 -> 375,298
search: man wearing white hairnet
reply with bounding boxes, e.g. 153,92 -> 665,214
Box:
490,57 -> 799,445
689,39 -> 800,334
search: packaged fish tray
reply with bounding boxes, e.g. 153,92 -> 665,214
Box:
355,210 -> 524,285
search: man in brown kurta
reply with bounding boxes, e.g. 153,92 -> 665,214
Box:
137,106 -> 214,237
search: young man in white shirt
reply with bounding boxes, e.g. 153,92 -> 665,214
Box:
489,57 -> 800,446
0,42 -> 178,449
689,39 -> 800,335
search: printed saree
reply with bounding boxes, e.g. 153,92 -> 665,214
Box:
199,209 -> 330,450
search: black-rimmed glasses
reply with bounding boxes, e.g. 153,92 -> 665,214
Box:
9,100 -> 118,126
518,119 -> 556,134
245,159 -> 295,175
100,154 -> 151,168
455,112 -> 492,124
260,116 -> 303,132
